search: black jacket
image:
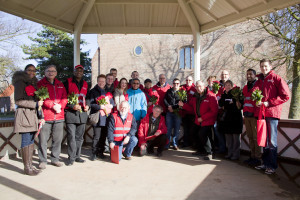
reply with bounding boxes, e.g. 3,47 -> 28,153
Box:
218,90 -> 243,134
164,88 -> 180,110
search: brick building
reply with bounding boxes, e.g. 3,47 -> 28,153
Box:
91,20 -> 290,118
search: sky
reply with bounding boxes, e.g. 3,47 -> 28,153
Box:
0,11 -> 98,70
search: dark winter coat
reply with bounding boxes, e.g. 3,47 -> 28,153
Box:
218,90 -> 243,134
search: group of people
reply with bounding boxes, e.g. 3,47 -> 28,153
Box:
12,58 -> 289,176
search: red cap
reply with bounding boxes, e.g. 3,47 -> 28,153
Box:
74,65 -> 84,70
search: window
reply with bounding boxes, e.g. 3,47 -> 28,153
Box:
179,46 -> 194,70
134,45 -> 143,56
234,43 -> 244,55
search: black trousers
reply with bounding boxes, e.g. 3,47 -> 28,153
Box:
199,125 -> 215,155
182,114 -> 194,147
140,134 -> 167,156
66,123 -> 85,161
92,126 -> 107,155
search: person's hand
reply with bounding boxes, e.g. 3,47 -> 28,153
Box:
178,101 -> 184,107
256,101 -> 262,107
236,101 -> 241,109
39,119 -> 45,126
73,104 -> 81,111
38,100 -> 44,107
100,105 -> 106,110
154,132 -> 160,136
108,104 -> 113,109
53,103 -> 61,113
197,117 -> 203,123
168,106 -> 173,113
140,143 -> 147,151
109,142 -> 115,150
263,101 -> 269,107
84,105 -> 89,112
123,136 -> 130,145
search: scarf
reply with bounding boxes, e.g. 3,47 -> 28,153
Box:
148,113 -> 161,136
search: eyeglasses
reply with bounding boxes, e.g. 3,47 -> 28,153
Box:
132,83 -> 140,85
26,69 -> 36,73
46,70 -> 57,73
173,83 -> 180,85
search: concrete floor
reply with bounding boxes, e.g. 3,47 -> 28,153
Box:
0,146 -> 299,200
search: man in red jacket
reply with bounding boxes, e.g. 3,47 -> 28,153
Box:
152,74 -> 171,114
110,68 -> 119,88
254,59 -> 290,174
179,80 -> 218,160
138,105 -> 167,157
242,69 -> 261,166
64,65 -> 90,166
37,65 -> 68,169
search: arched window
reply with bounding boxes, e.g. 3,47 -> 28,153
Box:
179,46 -> 194,70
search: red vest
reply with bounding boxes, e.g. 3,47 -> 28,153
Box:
67,77 -> 88,107
112,113 -> 133,141
242,84 -> 256,114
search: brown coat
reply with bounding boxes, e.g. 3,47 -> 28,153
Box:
12,71 -> 39,133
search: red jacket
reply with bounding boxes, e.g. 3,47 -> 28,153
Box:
112,112 -> 133,141
242,83 -> 257,115
67,77 -> 88,107
143,87 -> 160,114
153,83 -> 171,112
37,77 -> 68,121
138,114 -> 167,147
182,90 -> 218,126
254,70 -> 289,119
113,78 -> 119,89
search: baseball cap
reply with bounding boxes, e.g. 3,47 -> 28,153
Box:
74,65 -> 84,70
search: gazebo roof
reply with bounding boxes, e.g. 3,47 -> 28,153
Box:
1,0 -> 299,35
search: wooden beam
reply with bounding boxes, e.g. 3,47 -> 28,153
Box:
122,4 -> 126,27
177,0 -> 200,33
93,5 -> 101,28
149,4 -> 153,27
224,0 -> 240,14
82,26 -> 192,34
56,0 -> 82,21
174,5 -> 180,27
192,1 -> 218,22
95,0 -> 177,4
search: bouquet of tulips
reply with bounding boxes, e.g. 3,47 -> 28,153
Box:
97,95 -> 108,116
149,95 -> 158,105
68,92 -> 82,112
251,89 -> 264,106
34,86 -> 49,110
231,87 -> 244,101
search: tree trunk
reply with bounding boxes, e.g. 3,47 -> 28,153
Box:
288,34 -> 300,119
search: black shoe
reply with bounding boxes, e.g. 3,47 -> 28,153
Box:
66,160 -> 74,166
192,151 -> 207,156
243,157 -> 253,164
97,153 -> 106,159
90,154 -> 97,161
203,155 -> 212,160
156,152 -> 162,157
75,158 -> 85,163
147,148 -> 154,154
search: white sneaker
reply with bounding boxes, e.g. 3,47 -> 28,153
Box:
255,164 -> 266,170
265,168 -> 276,175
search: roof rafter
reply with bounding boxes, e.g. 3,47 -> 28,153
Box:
191,1 -> 218,22
93,5 -> 101,28
174,5 -> 180,27
32,0 -> 47,12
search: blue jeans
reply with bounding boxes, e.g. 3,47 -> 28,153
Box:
214,122 -> 226,152
21,132 -> 35,148
166,112 -> 182,148
262,117 -> 278,170
114,136 -> 138,160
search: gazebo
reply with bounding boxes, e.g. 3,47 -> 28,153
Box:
0,0 -> 299,80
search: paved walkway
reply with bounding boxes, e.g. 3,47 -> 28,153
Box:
0,146 -> 299,200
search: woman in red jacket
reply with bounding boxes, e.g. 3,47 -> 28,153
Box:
179,80 -> 218,160
37,65 -> 68,169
